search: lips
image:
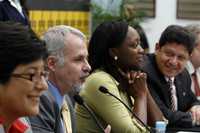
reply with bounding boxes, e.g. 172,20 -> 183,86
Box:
137,55 -> 144,62
28,95 -> 41,103
80,74 -> 89,82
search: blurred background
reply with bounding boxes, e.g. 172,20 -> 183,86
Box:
27,0 -> 200,53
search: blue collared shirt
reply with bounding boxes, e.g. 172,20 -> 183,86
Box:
47,81 -> 64,109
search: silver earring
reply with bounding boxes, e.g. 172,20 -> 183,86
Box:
114,56 -> 118,60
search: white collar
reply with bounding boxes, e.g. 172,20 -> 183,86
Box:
7,0 -> 24,17
165,76 -> 175,82
186,61 -> 195,74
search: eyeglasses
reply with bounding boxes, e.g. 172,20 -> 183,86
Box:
10,71 -> 49,82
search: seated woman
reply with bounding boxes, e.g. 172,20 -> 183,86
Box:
0,21 -> 48,133
75,21 -> 164,133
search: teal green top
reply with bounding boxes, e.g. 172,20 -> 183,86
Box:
75,70 -> 149,133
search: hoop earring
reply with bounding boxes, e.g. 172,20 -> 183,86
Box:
114,56 -> 118,61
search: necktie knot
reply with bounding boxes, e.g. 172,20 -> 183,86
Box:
62,103 -> 69,112
168,78 -> 173,90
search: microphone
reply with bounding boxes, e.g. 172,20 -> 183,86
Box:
73,94 -> 105,132
99,86 -> 154,133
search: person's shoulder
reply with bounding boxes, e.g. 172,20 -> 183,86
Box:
41,89 -> 55,102
176,69 -> 191,84
40,90 -> 59,111
142,54 -> 156,72
178,69 -> 190,77
82,69 -> 118,94
87,69 -> 115,83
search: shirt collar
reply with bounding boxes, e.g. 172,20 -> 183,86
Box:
165,76 -> 175,82
186,61 -> 195,74
0,117 -> 29,133
7,0 -> 24,17
48,81 -> 64,109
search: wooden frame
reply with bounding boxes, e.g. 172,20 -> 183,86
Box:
130,0 -> 156,18
177,0 -> 200,20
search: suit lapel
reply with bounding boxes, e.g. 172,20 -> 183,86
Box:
144,54 -> 172,108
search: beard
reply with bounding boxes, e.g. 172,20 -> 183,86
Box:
67,83 -> 84,106
68,83 -> 83,96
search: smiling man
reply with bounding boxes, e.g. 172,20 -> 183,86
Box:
142,25 -> 200,130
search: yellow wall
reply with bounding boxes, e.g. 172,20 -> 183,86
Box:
29,10 -> 90,37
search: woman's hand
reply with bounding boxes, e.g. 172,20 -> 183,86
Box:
127,71 -> 148,98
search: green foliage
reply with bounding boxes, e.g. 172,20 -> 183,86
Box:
91,0 -> 146,31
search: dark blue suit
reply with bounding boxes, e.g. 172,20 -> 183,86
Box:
142,54 -> 200,128
0,0 -> 29,25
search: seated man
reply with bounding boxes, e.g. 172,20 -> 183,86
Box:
142,25 -> 200,129
185,24 -> 200,99
29,25 -> 91,133
29,25 -> 111,133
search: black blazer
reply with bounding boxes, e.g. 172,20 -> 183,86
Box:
142,54 -> 200,128
29,90 -> 76,133
0,0 -> 29,25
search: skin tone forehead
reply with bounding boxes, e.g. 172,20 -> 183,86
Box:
160,43 -> 189,58
126,26 -> 140,41
122,26 -> 140,48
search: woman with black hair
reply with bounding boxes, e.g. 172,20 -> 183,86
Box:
76,21 -> 164,132
0,22 -> 48,133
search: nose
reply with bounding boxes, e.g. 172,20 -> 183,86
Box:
169,56 -> 178,66
137,45 -> 144,54
83,60 -> 91,73
34,77 -> 48,92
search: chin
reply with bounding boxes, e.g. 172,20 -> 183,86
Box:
27,107 -> 40,116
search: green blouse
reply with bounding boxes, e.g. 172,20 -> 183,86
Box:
75,70 -> 149,133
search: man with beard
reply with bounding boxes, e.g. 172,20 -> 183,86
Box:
142,25 -> 200,130
29,25 -> 91,133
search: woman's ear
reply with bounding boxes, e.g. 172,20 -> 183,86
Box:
109,48 -> 118,59
46,56 -> 57,72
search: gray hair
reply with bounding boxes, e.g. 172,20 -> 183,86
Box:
185,24 -> 200,45
42,25 -> 86,66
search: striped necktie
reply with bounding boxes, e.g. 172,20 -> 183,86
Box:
168,78 -> 177,111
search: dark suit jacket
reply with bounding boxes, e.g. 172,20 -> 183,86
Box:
29,90 -> 76,133
142,54 -> 200,128
0,0 -> 29,25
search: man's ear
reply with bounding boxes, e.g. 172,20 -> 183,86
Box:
46,56 -> 57,71
109,48 -> 118,59
155,43 -> 161,51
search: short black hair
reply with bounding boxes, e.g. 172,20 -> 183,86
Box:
88,21 -> 129,72
159,25 -> 195,54
0,21 -> 48,84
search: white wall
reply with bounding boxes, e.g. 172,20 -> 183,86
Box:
141,0 -> 200,53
